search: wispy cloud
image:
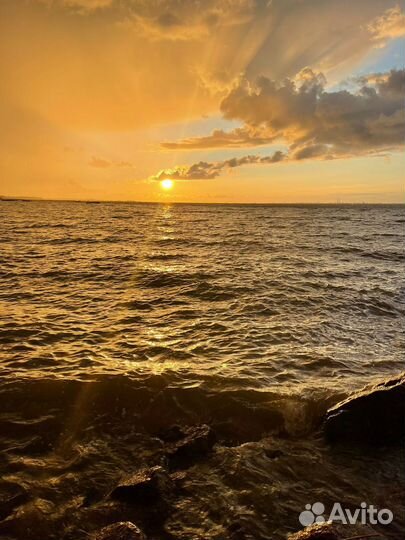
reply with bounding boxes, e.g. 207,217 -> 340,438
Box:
161,126 -> 275,150
367,5 -> 405,43
125,0 -> 258,41
89,156 -> 134,168
39,0 -> 114,12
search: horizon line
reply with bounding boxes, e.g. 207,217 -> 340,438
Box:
1,196 -> 404,206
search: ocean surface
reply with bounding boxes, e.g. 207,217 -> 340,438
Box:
0,201 -> 404,540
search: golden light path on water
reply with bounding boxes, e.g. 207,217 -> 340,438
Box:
57,204 -> 181,453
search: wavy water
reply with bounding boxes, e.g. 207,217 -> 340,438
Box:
0,201 -> 404,539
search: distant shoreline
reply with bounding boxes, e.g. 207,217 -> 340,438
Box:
1,196 -> 404,207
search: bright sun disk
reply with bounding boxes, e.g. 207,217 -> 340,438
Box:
160,179 -> 174,190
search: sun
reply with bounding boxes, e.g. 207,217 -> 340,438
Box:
160,179 -> 174,190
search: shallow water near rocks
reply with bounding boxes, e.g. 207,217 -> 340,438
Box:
0,201 -> 404,539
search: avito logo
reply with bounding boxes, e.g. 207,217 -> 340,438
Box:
299,501 -> 393,527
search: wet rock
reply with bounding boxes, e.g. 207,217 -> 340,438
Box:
288,523 -> 339,540
324,372 -> 405,445
0,483 -> 29,521
110,466 -> 172,504
288,522 -> 388,540
165,424 -> 216,467
92,521 -> 146,540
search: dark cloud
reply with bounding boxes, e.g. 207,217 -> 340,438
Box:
152,68 -> 404,181
151,150 -> 285,180
162,68 -> 405,160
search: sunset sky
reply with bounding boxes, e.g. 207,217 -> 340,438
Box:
1,0 -> 404,203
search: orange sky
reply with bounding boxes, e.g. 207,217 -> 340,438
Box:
0,0 -> 404,203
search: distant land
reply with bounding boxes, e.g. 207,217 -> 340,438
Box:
1,196 -> 403,206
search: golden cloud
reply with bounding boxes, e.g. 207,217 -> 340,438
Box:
368,5 -> 405,43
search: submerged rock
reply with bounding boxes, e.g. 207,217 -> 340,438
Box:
110,465 -> 172,504
324,372 -> 405,445
165,424 -> 216,467
92,521 -> 146,540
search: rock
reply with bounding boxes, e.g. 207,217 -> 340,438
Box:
0,483 -> 29,521
288,523 -> 339,540
92,522 -> 146,540
323,372 -> 405,445
110,466 -> 172,504
165,424 -> 216,466
288,522 -> 387,540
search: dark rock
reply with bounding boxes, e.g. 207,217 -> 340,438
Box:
166,424 -> 216,467
110,466 -> 173,504
323,372 -> 405,445
288,522 -> 388,540
288,523 -> 339,540
92,521 -> 146,540
0,483 -> 29,521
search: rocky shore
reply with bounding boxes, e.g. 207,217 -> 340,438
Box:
1,373 -> 404,540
